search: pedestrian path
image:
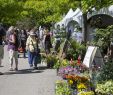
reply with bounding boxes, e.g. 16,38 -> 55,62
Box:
0,46 -> 60,95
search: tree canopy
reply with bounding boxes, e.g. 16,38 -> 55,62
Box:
0,0 -> 113,28
81,0 -> 113,13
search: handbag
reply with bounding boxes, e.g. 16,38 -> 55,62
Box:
18,47 -> 23,53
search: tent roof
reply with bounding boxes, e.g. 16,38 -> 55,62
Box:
62,8 -> 74,21
55,8 -> 82,28
55,8 -> 74,27
109,5 -> 113,12
65,8 -> 82,27
72,8 -> 82,17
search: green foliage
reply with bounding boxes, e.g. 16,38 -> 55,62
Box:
81,0 -> 113,13
96,80 -> 113,95
55,80 -> 71,95
53,59 -> 61,69
0,0 -> 23,24
66,39 -> 86,60
54,59 -> 71,69
78,91 -> 94,95
0,0 -> 113,26
96,61 -> 113,82
70,39 -> 86,55
46,54 -> 58,68
0,0 -> 79,26
92,25 -> 113,55
59,59 -> 69,67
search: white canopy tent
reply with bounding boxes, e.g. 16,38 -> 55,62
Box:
65,8 -> 82,27
55,8 -> 74,28
61,8 -> 74,26
72,9 -> 82,27
109,5 -> 113,12
55,8 -> 83,29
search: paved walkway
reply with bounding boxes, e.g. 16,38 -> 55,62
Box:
0,46 -> 60,95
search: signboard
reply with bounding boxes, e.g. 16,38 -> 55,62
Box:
83,46 -> 104,68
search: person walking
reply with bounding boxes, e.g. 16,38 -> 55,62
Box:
0,24 -> 6,67
0,24 -> 6,75
18,29 -> 27,58
7,26 -> 19,71
26,30 -> 39,69
54,28 -> 61,53
44,28 -> 52,54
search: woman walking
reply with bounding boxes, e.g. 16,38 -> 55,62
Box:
44,28 -> 52,54
26,30 -> 39,69
0,24 -> 6,75
7,26 -> 19,71
18,29 -> 27,58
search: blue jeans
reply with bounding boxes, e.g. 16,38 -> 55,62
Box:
28,51 -> 37,67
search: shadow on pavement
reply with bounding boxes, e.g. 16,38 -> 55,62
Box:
0,72 -> 4,75
3,69 -> 44,75
38,66 -> 47,70
0,66 -> 4,67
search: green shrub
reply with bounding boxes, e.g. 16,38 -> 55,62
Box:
96,61 -> 113,82
78,91 -> 95,95
46,54 -> 58,68
96,80 -> 113,95
66,39 -> 86,60
55,80 -> 71,95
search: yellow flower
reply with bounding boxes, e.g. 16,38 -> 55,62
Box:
62,59 -> 67,66
68,79 -> 73,85
77,83 -> 87,89
78,91 -> 94,95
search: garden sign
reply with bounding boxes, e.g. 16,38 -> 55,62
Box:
83,46 -> 104,68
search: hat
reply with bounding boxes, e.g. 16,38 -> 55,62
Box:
29,32 -> 36,36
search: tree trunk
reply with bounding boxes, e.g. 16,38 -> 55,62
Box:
82,13 -> 87,44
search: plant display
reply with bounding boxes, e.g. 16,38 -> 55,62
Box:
58,66 -> 78,79
65,73 -> 90,91
46,54 -> 58,68
77,83 -> 87,91
60,59 -> 70,67
54,59 -> 71,69
53,59 -> 61,69
77,91 -> 94,95
96,61 -> 113,82
66,39 -> 86,60
55,80 -> 71,95
96,80 -> 113,95
54,54 -> 86,69
92,25 -> 113,56
66,75 -> 89,84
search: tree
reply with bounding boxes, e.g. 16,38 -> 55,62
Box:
92,25 -> 113,56
0,0 -> 24,25
1,0 -> 113,28
0,0 -> 78,27
22,0 -> 78,25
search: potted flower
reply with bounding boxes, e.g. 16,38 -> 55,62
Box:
77,91 -> 95,95
46,54 -> 58,68
55,80 -> 71,95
